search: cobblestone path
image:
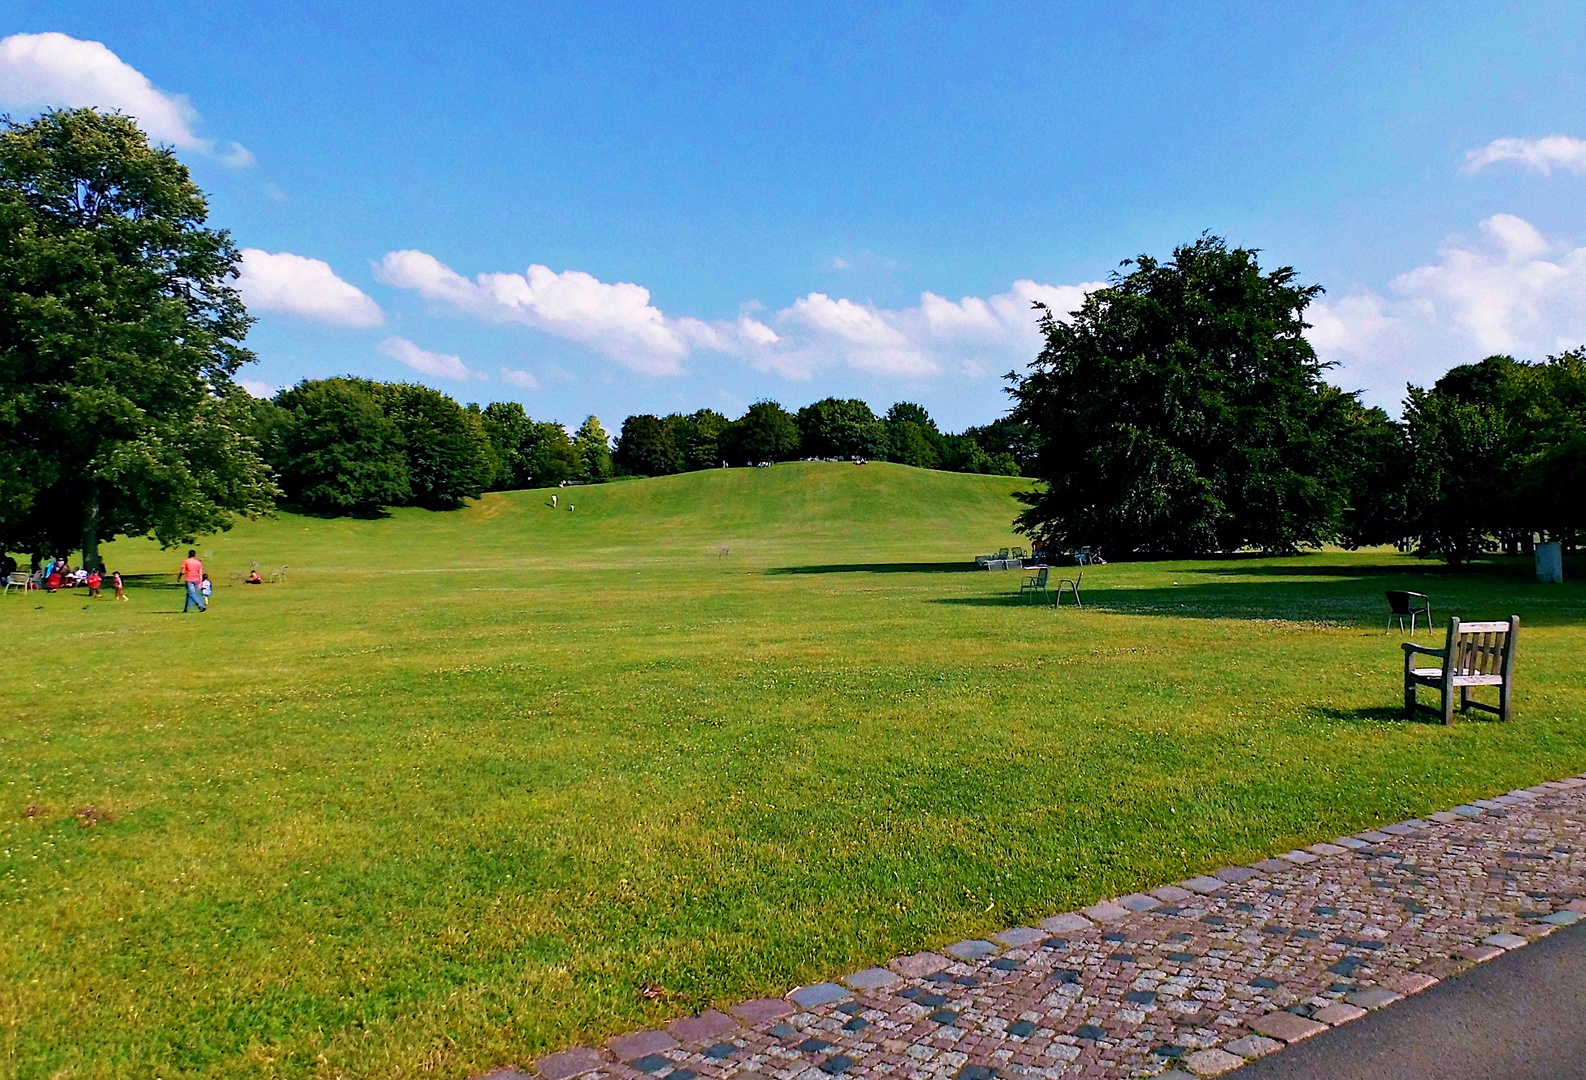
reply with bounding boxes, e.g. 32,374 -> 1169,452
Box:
506,774 -> 1586,1080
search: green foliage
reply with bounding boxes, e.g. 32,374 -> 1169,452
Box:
0,108 -> 275,562
667,409 -> 731,471
572,415 -> 613,481
373,383 -> 494,509
719,400 -> 800,465
614,413 -> 682,476
479,401 -> 536,489
884,403 -> 943,468
1009,234 -> 1348,556
1402,351 -> 1586,561
270,379 -> 410,514
796,397 -> 888,459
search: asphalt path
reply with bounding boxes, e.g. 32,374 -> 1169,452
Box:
1235,920 -> 1586,1079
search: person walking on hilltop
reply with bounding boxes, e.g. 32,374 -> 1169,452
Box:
179,549 -> 206,612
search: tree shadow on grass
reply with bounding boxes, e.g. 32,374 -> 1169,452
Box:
767,561 -> 984,575
931,578 -> 1586,628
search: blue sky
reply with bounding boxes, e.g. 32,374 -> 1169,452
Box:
4,2 -> 1586,428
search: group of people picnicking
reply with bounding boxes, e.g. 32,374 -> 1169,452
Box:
4,548 -> 266,609
2,553 -> 127,599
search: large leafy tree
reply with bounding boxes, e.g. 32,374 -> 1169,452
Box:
374,383 -> 494,509
667,409 -> 731,470
0,108 -> 275,565
572,415 -> 612,481
797,397 -> 889,460
719,400 -> 800,465
268,379 -> 410,515
1008,235 -> 1351,556
614,414 -> 682,476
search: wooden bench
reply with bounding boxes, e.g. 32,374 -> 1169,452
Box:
1403,616 -> 1518,724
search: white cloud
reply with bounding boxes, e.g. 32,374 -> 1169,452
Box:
1463,135 -> 1586,176
238,378 -> 279,399
219,141 -> 255,168
0,32 -> 251,165
374,250 -> 694,376
1307,213 -> 1586,407
375,247 -> 1097,384
236,249 -> 384,328
500,367 -> 540,390
749,279 -> 1099,381
378,337 -> 481,381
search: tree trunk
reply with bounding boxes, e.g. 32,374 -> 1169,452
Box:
82,490 -> 101,573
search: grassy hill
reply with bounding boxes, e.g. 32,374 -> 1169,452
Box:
3,463 -> 1584,1080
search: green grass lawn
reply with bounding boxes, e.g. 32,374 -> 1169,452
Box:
3,462 -> 1584,1080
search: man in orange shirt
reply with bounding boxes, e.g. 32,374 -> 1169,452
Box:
179,549 -> 206,612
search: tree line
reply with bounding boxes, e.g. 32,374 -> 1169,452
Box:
1008,235 -> 1586,562
244,380 -> 1028,517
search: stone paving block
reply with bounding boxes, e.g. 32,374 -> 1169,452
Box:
1224,1035 -> 1283,1059
1249,1011 -> 1329,1043
789,982 -> 851,1008
1333,836 -> 1370,849
1458,945 -> 1505,962
1565,899 -> 1586,914
889,952 -> 950,977
1453,805 -> 1483,817
1307,843 -> 1347,856
1507,788 -> 1538,799
1210,866 -> 1254,884
1039,912 -> 1094,933
537,1050 -> 605,1080
944,939 -> 999,961
1472,799 -> 1504,810
1180,876 -> 1224,894
1482,933 -> 1529,950
1182,1048 -> 1245,1076
1118,892 -> 1160,912
1344,986 -> 1403,1010
842,967 -> 899,990
1383,972 -> 1439,994
1281,850 -> 1319,864
668,1010 -> 737,1042
1312,1003 -> 1368,1025
1542,910 -> 1583,926
1150,885 -> 1195,903
1428,811 -> 1462,824
994,926 -> 1046,947
608,1030 -> 679,1062
1251,858 -> 1291,873
1379,823 -> 1415,836
1357,830 -> 1392,842
1560,777 -> 1586,788
1082,901 -> 1130,923
730,998 -> 793,1023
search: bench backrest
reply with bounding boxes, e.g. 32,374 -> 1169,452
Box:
1445,616 -> 1518,678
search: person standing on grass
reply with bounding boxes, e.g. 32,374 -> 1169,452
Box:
179,549 -> 206,612
112,570 -> 127,601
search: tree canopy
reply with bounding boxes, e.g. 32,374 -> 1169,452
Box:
0,108 -> 275,563
1008,235 -> 1364,556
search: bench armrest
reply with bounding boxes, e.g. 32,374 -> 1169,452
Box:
1401,643 -> 1446,659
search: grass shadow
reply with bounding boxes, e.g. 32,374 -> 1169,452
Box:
1305,704 -> 1505,726
767,561 -> 984,575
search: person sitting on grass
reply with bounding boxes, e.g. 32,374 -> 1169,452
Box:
246,569 -> 263,585
45,568 -> 61,592
86,569 -> 102,598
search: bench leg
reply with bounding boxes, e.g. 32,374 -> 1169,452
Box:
1441,681 -> 1454,725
